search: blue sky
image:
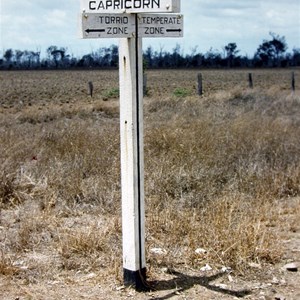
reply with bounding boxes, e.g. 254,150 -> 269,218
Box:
0,0 -> 299,58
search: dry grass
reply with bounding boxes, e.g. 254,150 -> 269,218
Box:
147,195 -> 281,274
0,69 -> 300,288
57,218 -> 122,280
0,252 -> 19,276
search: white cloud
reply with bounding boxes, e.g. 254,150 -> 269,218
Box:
0,0 -> 299,57
179,0 -> 300,55
45,9 -> 68,27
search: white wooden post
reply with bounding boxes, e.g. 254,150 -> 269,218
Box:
119,18 -> 146,290
80,2 -> 183,291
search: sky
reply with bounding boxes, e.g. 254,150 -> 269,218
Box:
0,0 -> 299,58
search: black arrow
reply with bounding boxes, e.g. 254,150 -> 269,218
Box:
85,29 -> 105,34
166,29 -> 182,33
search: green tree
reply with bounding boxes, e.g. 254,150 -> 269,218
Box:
4,49 -> 13,63
255,33 -> 287,67
224,43 -> 240,67
15,50 -> 24,66
144,46 -> 154,68
292,48 -> 300,66
47,46 -> 67,68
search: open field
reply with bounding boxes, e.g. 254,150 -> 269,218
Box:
0,69 -> 297,108
0,69 -> 300,299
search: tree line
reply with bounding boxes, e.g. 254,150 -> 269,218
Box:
1,33 -> 299,70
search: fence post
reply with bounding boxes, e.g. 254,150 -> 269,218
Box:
292,72 -> 295,92
198,73 -> 203,96
248,73 -> 253,89
88,81 -> 94,97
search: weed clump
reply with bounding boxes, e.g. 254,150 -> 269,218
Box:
103,87 -> 119,100
173,87 -> 191,98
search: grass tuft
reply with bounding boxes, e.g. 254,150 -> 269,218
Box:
173,87 -> 192,98
0,252 -> 19,276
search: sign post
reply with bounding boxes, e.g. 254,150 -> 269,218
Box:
80,0 -> 183,290
119,18 -> 146,289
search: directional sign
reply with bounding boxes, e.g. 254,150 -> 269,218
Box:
81,13 -> 184,39
138,14 -> 183,37
81,13 -> 135,38
81,0 -> 181,13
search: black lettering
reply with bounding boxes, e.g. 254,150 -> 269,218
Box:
97,1 -> 105,9
125,0 -> 131,9
106,0 -> 113,9
152,0 -> 160,8
91,0 -> 161,11
134,0 -> 142,8
114,0 -> 120,9
145,27 -> 163,34
171,17 -> 177,24
153,27 -> 163,34
144,0 -> 150,8
107,26 -> 129,34
89,1 -> 96,10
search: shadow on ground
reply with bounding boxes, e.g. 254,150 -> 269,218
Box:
147,270 -> 251,300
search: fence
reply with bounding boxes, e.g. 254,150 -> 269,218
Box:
140,71 -> 297,97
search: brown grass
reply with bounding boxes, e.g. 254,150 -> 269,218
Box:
0,252 -> 19,276
0,69 -> 300,287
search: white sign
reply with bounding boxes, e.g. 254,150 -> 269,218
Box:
81,13 -> 135,38
81,13 -> 184,39
138,14 -> 183,37
81,0 -> 181,13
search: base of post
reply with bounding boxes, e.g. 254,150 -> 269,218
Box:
124,268 -> 148,291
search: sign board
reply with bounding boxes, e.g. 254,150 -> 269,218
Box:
81,13 -> 183,38
81,13 -> 135,38
138,14 -> 183,37
81,0 -> 181,13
